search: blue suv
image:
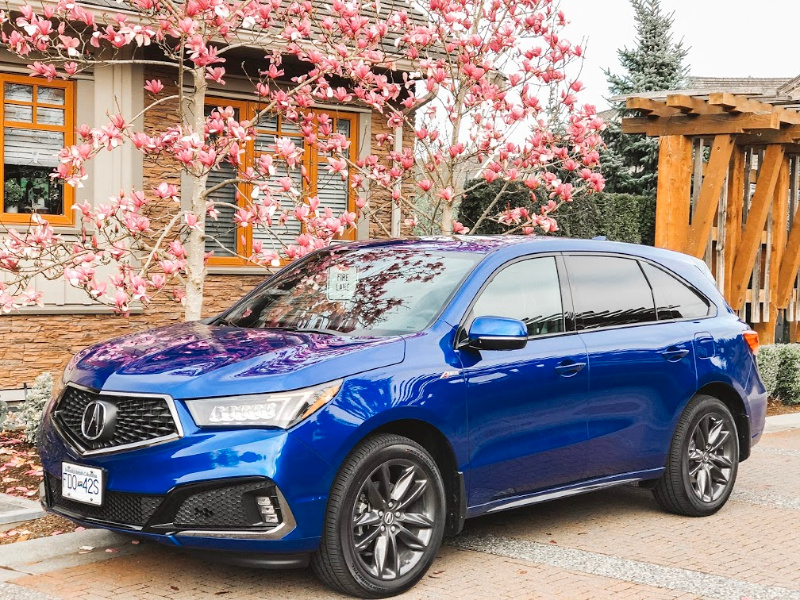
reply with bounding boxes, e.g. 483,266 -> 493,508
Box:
39,237 -> 767,597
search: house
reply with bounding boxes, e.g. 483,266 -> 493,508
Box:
0,0 -> 418,397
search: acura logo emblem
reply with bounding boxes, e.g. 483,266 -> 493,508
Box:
81,400 -> 117,442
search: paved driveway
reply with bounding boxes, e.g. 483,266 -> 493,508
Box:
3,425 -> 800,600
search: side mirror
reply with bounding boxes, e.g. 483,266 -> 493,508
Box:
465,316 -> 528,351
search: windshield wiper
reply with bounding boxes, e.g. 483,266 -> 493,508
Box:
215,317 -> 241,328
267,326 -> 342,336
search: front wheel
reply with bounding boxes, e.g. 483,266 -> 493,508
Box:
312,434 -> 446,598
653,394 -> 739,517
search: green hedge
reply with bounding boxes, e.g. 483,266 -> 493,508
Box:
553,192 -> 656,246
757,345 -> 800,405
457,179 -> 655,245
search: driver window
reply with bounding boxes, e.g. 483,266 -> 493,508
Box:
471,257 -> 565,337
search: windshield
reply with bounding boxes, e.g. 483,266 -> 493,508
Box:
218,246 -> 481,336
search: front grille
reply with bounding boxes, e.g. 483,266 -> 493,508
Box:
54,385 -> 179,453
46,474 -> 163,527
173,481 -> 281,529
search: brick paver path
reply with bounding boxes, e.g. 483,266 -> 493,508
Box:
8,428 -> 800,600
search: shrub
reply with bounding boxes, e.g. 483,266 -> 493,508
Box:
757,344 -> 800,405
457,180 -> 655,245
17,373 -> 53,445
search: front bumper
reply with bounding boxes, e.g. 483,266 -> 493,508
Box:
38,404 -> 337,555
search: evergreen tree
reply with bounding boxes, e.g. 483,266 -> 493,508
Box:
603,0 -> 689,196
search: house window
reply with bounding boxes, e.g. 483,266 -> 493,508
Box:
204,98 -> 358,265
0,74 -> 75,226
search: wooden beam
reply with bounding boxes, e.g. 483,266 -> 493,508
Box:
730,145 -> 786,309
622,113 -> 781,137
684,135 -> 736,258
755,158 -> 790,343
655,136 -> 693,249
724,148 -> 746,302
626,97 -> 683,118
666,94 -> 726,115
709,92 -> 800,126
777,180 -> 800,309
736,128 -> 800,146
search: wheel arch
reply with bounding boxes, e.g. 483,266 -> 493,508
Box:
360,419 -> 466,536
696,381 -> 751,461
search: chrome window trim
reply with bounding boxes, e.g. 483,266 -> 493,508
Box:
52,382 -> 184,457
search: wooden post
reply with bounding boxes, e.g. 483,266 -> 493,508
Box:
685,135 -> 735,258
730,145 -> 786,310
655,136 -> 693,250
724,148 -> 746,303
754,158 -> 790,343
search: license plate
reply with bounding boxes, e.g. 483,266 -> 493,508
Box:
62,462 -> 103,506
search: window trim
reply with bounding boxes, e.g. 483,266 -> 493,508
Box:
204,98 -> 359,266
455,252 -> 573,348
562,251 -> 717,335
0,73 -> 75,227
638,258 -> 716,321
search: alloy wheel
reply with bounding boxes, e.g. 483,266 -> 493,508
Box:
686,413 -> 736,503
350,459 -> 437,581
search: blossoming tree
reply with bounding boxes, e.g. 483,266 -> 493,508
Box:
0,0 -> 604,320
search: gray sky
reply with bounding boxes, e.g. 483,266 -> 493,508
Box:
563,0 -> 800,111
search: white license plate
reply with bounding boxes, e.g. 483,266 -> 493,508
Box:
62,462 -> 104,506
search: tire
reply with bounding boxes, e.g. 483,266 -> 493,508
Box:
653,394 -> 739,517
311,434 -> 447,598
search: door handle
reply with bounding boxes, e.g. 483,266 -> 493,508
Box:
661,347 -> 690,362
555,360 -> 586,377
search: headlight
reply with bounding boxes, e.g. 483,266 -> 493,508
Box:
185,380 -> 343,429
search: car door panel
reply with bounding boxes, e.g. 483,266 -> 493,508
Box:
462,336 -> 589,506
564,254 -> 699,479
579,322 -> 697,477
458,255 -> 591,508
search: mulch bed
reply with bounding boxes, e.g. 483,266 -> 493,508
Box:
0,431 -> 77,543
766,399 -> 800,416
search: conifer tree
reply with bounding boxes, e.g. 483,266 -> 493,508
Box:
603,0 -> 689,195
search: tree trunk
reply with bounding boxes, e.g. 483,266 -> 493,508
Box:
183,69 -> 209,321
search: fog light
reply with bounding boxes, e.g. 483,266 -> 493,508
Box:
256,495 -> 280,525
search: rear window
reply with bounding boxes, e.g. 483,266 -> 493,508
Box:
641,262 -> 711,320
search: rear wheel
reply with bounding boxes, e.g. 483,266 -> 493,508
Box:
653,394 -> 739,517
312,434 -> 446,598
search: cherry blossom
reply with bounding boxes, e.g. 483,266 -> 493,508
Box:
0,0 -> 603,320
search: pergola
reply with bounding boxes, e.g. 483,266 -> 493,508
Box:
622,91 -> 800,343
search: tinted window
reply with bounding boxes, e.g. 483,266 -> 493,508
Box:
641,262 -> 711,320
567,255 -> 656,330
471,257 -> 564,337
220,247 -> 480,336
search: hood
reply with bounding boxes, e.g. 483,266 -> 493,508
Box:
68,322 -> 406,399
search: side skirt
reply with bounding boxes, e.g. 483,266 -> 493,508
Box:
465,468 -> 665,519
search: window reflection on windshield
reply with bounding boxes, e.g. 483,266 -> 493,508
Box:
219,247 -> 480,336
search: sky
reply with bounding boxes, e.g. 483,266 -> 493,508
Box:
562,0 -> 800,111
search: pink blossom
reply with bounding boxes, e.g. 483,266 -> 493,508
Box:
144,79 -> 164,94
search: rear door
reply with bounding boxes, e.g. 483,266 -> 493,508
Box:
564,254 -> 698,479
459,255 -> 590,508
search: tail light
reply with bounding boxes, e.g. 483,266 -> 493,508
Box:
743,330 -> 760,355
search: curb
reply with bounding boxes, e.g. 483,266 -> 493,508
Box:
0,528 -> 143,582
0,495 -> 45,526
764,412 -> 800,433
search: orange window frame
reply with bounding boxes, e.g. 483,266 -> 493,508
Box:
0,74 -> 75,227
205,98 -> 359,266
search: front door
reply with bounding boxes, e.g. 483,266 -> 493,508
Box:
459,255 -> 590,508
